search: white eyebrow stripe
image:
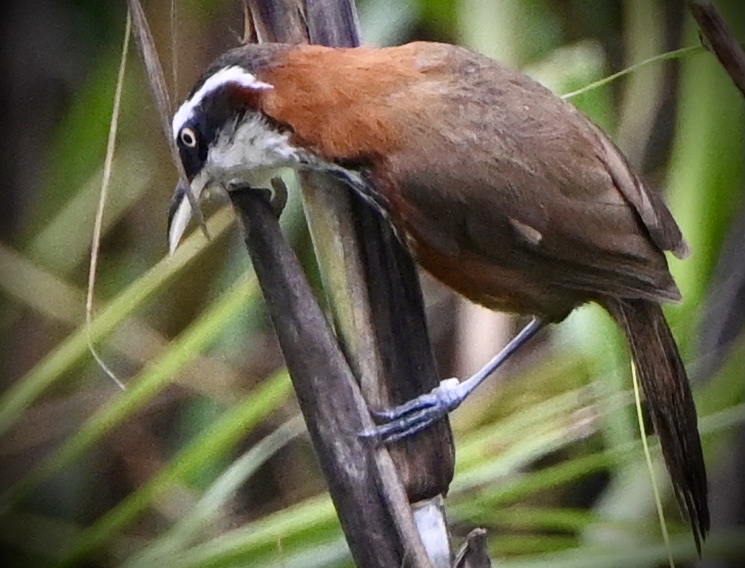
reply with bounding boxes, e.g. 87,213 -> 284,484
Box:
171,66 -> 274,138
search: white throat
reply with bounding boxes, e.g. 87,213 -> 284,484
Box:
206,113 -> 301,187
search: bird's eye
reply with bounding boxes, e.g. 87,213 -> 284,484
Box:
180,127 -> 198,148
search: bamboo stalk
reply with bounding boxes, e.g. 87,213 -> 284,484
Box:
237,0 -> 457,565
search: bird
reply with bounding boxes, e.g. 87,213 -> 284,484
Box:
167,41 -> 708,549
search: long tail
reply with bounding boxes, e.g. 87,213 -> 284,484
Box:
605,298 -> 709,552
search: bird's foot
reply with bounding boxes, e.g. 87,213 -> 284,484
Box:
361,318 -> 545,445
361,378 -> 465,444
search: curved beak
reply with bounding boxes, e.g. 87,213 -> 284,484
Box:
167,180 -> 190,254
167,176 -> 207,254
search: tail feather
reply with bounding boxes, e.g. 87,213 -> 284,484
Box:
605,298 -> 709,552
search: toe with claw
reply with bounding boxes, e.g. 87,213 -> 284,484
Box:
360,318 -> 545,445
362,378 -> 465,443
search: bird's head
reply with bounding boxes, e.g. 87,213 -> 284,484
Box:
166,42 -> 429,252
167,45 -> 307,252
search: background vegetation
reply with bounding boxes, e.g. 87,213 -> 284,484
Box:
0,0 -> 743,566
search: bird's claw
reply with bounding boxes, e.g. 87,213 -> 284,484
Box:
361,378 -> 464,444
